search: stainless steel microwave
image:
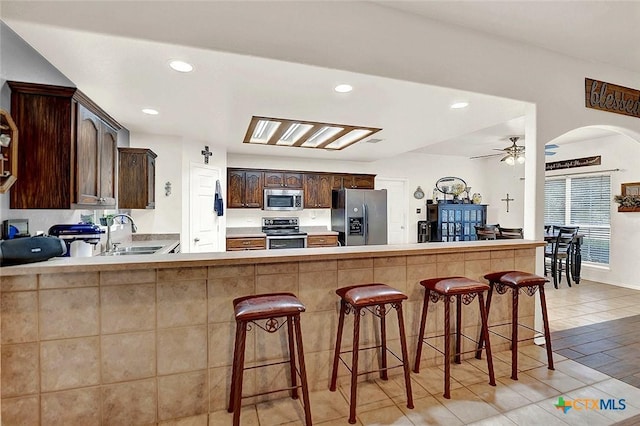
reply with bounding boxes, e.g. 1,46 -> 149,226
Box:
263,189 -> 304,211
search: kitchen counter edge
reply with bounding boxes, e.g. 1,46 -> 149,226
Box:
1,239 -> 545,276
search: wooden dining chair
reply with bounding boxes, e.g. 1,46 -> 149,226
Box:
545,226 -> 578,288
497,226 -> 523,239
475,224 -> 499,240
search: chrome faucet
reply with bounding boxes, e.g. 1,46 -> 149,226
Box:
105,213 -> 138,253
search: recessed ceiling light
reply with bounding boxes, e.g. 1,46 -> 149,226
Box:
334,84 -> 353,93
169,60 -> 194,73
142,108 -> 159,115
450,102 -> 469,109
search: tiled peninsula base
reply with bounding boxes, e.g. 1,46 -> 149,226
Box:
0,246 -> 537,424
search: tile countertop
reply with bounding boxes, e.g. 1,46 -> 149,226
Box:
225,226 -> 338,238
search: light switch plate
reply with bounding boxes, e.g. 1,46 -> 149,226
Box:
416,208 -> 421,214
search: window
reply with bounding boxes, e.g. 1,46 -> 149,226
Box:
544,175 -> 611,264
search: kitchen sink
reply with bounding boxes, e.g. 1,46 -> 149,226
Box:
98,245 -> 164,256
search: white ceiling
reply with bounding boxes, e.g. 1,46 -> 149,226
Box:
2,1 -> 636,162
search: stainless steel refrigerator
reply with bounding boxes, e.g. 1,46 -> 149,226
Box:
331,189 -> 387,246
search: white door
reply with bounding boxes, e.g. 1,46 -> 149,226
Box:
189,164 -> 220,253
376,178 -> 408,244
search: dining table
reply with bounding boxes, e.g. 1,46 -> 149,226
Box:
544,231 -> 584,284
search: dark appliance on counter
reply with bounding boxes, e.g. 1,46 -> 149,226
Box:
0,236 -> 66,266
262,217 -> 307,249
2,219 -> 30,239
48,223 -> 104,257
263,189 -> 304,211
417,220 -> 430,243
331,188 -> 387,246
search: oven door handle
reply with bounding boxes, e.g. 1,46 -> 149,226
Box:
265,235 -> 307,239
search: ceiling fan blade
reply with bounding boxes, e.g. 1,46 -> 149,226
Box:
545,151 -> 557,156
545,144 -> 559,149
469,153 -> 503,159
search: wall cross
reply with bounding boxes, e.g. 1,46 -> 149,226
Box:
201,146 -> 213,164
501,193 -> 514,212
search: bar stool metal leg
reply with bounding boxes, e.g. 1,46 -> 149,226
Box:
287,316 -> 299,399
396,303 -> 414,409
478,293 -> 496,386
330,301 -> 347,392
511,287 -> 519,380
414,289 -> 431,373
380,304 -> 388,380
231,320 -> 247,426
293,315 -> 313,425
475,284 -> 494,359
443,294 -> 452,399
455,295 -> 462,364
539,285 -> 555,371
349,307 -> 362,424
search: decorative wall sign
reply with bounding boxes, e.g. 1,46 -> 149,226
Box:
545,156 -> 601,171
585,78 -> 640,119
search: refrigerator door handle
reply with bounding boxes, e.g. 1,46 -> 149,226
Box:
363,203 -> 368,244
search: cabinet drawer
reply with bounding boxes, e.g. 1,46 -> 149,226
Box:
307,235 -> 338,247
226,237 -> 266,250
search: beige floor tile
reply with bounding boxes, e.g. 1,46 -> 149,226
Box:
374,375 -> 429,401
496,374 -> 560,403
518,344 -> 566,364
523,367 -> 587,393
466,414 -> 518,426
467,379 -> 534,412
255,397 -> 308,426
493,350 -> 545,372
411,365 -> 463,396
357,405 -> 413,425
307,389 -> 350,424
398,395 -> 463,425
210,406 -> 259,426
434,387 -> 500,424
465,355 -> 513,379
437,360 -> 490,387
551,359 -> 610,385
316,417 -> 362,425
160,413 -> 208,425
337,380 -> 395,414
504,404 -> 570,425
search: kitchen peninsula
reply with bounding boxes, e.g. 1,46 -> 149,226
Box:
0,240 -> 543,424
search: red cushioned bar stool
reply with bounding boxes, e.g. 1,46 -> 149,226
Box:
475,271 -> 554,380
329,283 -> 414,424
414,277 -> 496,399
228,293 -> 311,426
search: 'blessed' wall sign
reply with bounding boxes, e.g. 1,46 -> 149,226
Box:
585,78 -> 640,119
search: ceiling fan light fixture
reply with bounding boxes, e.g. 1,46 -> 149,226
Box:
517,154 -> 525,164
504,155 -> 516,166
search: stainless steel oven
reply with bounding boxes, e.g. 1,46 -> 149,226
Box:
262,217 -> 307,249
266,234 -> 307,249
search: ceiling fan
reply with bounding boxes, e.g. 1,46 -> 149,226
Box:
470,136 -> 559,163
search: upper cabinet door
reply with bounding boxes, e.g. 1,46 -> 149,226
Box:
263,171 -> 302,188
227,169 -> 263,208
75,105 -> 100,205
99,124 -> 117,205
227,169 -> 246,208
243,170 -> 263,208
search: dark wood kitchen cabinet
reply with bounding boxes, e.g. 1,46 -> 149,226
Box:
342,174 -> 375,189
303,173 -> 332,208
227,169 -> 263,208
8,81 -> 123,209
263,171 -> 303,188
118,147 -> 157,209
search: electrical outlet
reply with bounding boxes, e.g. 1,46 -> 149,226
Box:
416,208 -> 421,214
